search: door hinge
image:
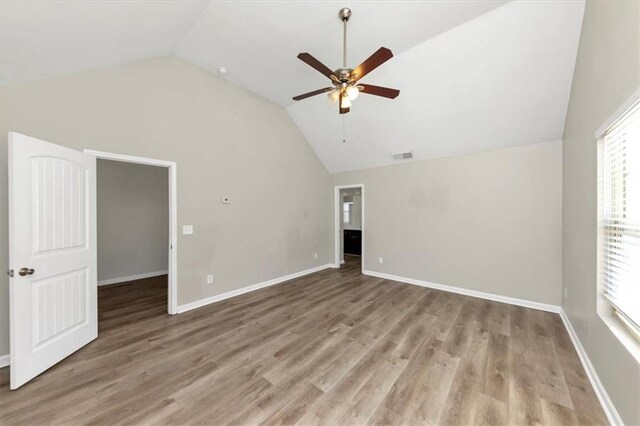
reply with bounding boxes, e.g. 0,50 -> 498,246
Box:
7,269 -> 14,277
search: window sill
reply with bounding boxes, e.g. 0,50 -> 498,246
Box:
600,314 -> 640,364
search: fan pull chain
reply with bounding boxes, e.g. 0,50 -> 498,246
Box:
342,115 -> 347,143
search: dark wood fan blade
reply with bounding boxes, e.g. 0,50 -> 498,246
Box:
292,87 -> 335,101
350,47 -> 394,82
359,84 -> 400,99
297,53 -> 337,80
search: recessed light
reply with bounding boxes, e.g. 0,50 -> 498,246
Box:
217,66 -> 228,75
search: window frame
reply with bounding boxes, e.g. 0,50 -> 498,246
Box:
343,201 -> 352,225
596,92 -> 640,362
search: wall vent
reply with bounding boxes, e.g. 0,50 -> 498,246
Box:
392,151 -> 413,160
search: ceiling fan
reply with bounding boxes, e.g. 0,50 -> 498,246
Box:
292,7 -> 400,114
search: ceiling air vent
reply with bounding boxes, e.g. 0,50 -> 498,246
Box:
392,151 -> 413,161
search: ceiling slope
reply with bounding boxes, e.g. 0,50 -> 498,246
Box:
1,1 -> 584,174
175,1 -> 507,107
287,1 -> 585,173
0,1 -> 206,86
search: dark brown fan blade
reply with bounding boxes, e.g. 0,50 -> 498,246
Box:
350,47 -> 394,82
297,53 -> 337,80
359,84 -> 400,99
292,87 -> 335,101
339,93 -> 350,114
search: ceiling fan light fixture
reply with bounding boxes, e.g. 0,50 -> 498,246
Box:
292,7 -> 399,114
340,94 -> 352,109
328,89 -> 340,103
346,85 -> 359,100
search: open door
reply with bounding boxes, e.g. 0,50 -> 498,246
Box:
8,132 -> 97,389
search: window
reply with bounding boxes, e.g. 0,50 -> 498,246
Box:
599,100 -> 640,340
343,201 -> 352,224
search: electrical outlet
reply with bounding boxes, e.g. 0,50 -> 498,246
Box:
207,275 -> 214,284
313,252 -> 318,259
378,257 -> 383,264
182,225 -> 194,235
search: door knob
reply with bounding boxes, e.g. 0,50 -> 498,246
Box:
18,268 -> 35,276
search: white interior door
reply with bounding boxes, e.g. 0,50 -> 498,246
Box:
8,132 -> 97,389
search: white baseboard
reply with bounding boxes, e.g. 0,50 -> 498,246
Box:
176,264 -> 333,314
559,309 -> 623,426
0,354 -> 9,368
98,270 -> 168,286
363,269 -> 561,313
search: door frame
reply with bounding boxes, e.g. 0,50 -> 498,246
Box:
334,184 -> 365,273
84,149 -> 178,315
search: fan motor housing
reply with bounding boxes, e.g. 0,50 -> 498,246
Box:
335,68 -> 353,82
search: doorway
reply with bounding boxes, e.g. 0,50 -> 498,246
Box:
86,150 -> 178,315
334,184 -> 364,273
7,133 -> 179,389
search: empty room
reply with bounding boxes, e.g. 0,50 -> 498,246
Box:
1,1 -> 638,425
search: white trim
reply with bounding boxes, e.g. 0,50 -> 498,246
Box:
599,314 -> 640,364
595,87 -> 640,138
83,150 -> 176,168
560,309 -> 624,426
363,269 -> 561,313
334,184 -> 365,273
98,270 -> 168,286
84,149 -> 178,315
0,354 -> 9,368
176,264 -> 333,314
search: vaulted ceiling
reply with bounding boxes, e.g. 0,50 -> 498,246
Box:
1,1 -> 584,173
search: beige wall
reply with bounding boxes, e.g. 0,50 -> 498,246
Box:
0,56 -> 332,356
333,140 -> 563,305
97,159 -> 168,282
562,1 -> 640,424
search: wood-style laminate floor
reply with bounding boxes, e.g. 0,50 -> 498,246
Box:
0,256 -> 607,425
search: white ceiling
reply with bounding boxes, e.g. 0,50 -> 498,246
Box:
288,0 -> 585,172
1,1 -> 584,173
176,1 -> 507,107
0,1 -> 206,86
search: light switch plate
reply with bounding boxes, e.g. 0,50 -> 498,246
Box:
207,275 -> 214,284
182,225 -> 193,235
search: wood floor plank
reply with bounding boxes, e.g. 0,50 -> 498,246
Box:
472,393 -> 507,426
0,257 -> 607,425
406,349 -> 460,424
482,331 -> 509,403
437,324 -> 490,426
382,336 -> 444,417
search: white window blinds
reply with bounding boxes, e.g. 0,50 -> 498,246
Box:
601,101 -> 640,337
